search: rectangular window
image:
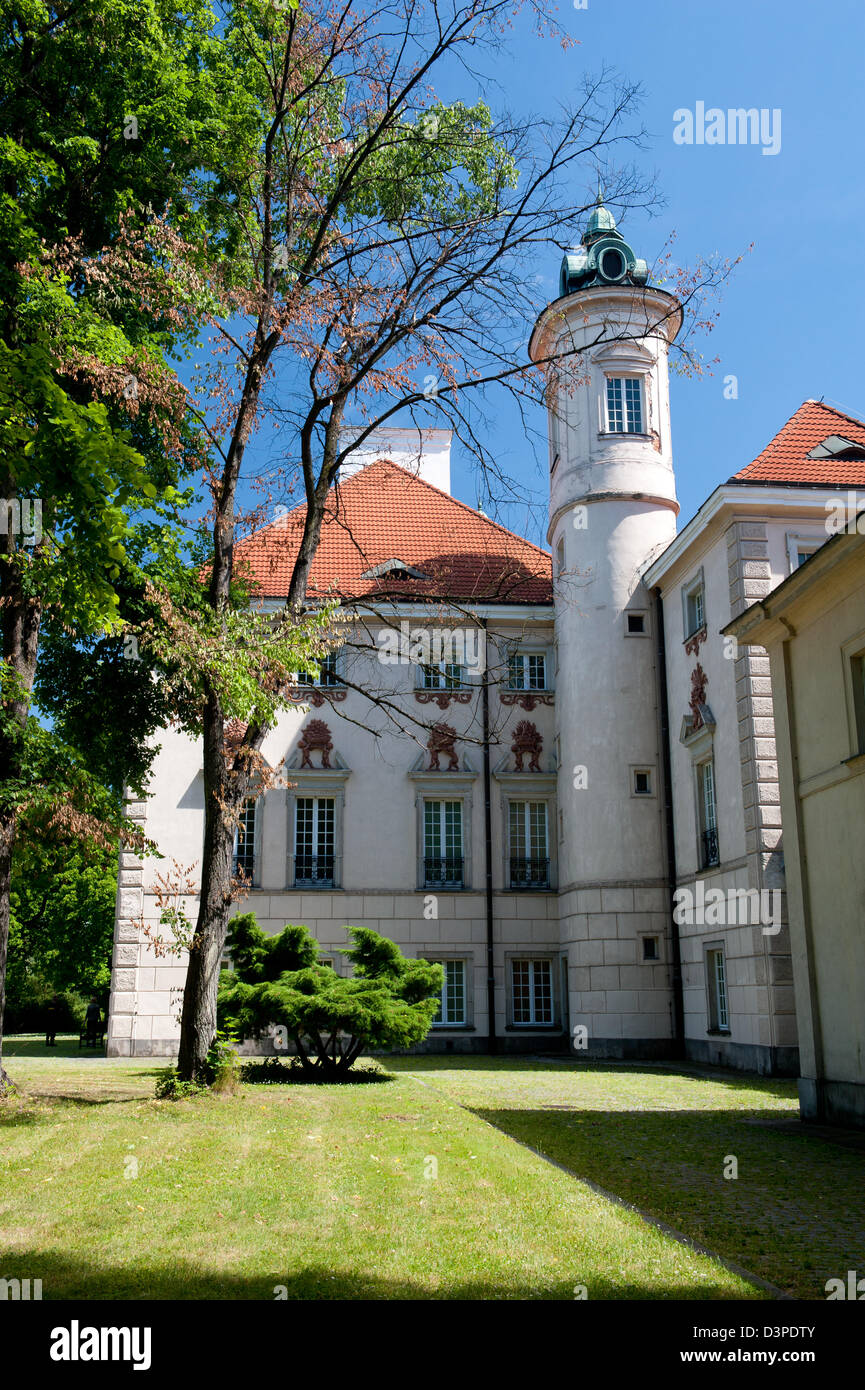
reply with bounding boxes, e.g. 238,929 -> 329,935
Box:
606,376 -> 643,434
698,761 -> 719,868
707,947 -> 729,1031
626,612 -> 646,635
233,799 -> 256,879
424,800 -> 463,887
431,960 -> 467,1025
852,653 -> 865,754
633,770 -> 652,796
421,662 -> 464,690
642,936 -> 660,962
509,801 -> 550,888
684,579 -> 705,637
295,797 -> 335,886
297,650 -> 342,687
507,652 -> 547,691
511,958 -> 553,1024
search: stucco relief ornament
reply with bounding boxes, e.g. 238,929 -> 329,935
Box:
684,625 -> 708,657
427,723 -> 459,771
298,719 -> 333,769
499,689 -> 554,711
511,720 -> 543,772
689,664 -> 708,731
415,688 -> 472,711
286,685 -> 347,708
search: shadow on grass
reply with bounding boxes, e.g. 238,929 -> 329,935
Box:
0,1249 -> 751,1301
390,1054 -> 798,1101
3,1036 -> 106,1060
469,1104 -> 865,1301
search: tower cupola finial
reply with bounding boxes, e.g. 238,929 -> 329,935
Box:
558,191 -> 649,298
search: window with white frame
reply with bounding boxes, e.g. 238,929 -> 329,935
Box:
294,797 -> 335,886
296,650 -> 343,686
511,958 -> 553,1024
508,801 -> 550,888
605,376 -> 644,434
423,800 -> 464,887
420,661 -> 464,690
233,798 -> 257,879
697,759 -> 719,868
706,946 -> 729,1031
507,651 -> 547,691
683,573 -> 705,637
787,533 -> 824,572
851,651 -> 865,755
430,959 -> 467,1025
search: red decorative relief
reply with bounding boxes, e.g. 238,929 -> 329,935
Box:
298,719 -> 334,769
689,664 -> 708,731
499,690 -> 554,711
427,723 -> 459,771
511,720 -> 543,772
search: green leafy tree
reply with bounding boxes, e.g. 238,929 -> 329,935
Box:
0,0 -> 246,1087
217,914 -> 443,1076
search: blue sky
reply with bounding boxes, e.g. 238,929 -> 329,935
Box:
419,0 -> 865,543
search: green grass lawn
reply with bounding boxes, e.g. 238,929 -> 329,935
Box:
0,1042 -> 765,1301
388,1056 -> 865,1301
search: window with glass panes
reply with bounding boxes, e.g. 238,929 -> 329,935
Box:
507,652 -> 546,690
685,579 -> 705,636
294,797 -> 335,885
431,960 -> 466,1025
508,801 -> 549,887
296,651 -> 342,686
423,800 -> 463,886
511,958 -> 553,1024
707,948 -> 729,1030
422,662 -> 463,690
233,799 -> 256,877
606,376 -> 643,433
698,760 -> 719,868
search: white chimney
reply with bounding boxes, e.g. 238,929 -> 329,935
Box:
338,425 -> 452,494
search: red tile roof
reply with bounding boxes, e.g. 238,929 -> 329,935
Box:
729,401 -> 865,486
235,459 -> 553,605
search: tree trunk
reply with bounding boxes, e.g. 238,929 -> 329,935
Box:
0,810 -> 16,1093
176,692 -> 245,1081
0,542 -> 42,1094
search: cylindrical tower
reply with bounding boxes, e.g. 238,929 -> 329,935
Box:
529,198 -> 683,1058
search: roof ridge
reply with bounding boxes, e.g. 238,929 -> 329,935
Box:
805,399 -> 865,433
242,456 -> 551,562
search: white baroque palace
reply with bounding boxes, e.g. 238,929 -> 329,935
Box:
108,201 -> 865,1086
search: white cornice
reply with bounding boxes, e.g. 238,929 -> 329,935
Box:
643,484 -> 844,589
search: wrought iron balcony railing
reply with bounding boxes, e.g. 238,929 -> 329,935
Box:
294,854 -> 336,887
701,828 -> 720,869
509,856 -> 551,889
423,856 -> 464,888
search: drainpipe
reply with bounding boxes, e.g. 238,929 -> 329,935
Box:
481,619 -> 497,1053
655,590 -> 685,1056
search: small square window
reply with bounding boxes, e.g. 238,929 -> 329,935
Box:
642,936 -> 659,962
633,770 -> 652,796
626,612 -> 646,635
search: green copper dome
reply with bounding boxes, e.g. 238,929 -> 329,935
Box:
559,196 -> 648,298
583,201 -> 618,244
